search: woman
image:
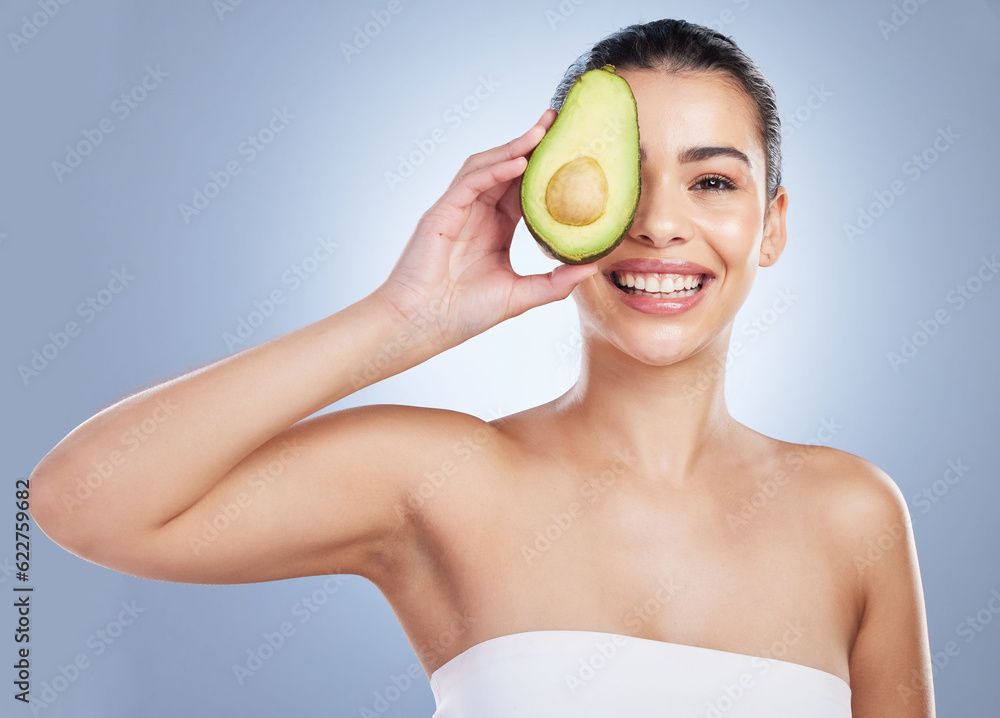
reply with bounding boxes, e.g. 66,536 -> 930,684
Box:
30,19 -> 934,717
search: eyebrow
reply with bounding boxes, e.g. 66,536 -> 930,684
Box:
639,145 -> 753,169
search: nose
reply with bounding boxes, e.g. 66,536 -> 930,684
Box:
625,174 -> 695,250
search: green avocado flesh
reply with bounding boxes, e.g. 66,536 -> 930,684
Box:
521,65 -> 640,264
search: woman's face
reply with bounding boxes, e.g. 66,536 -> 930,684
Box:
572,68 -> 788,367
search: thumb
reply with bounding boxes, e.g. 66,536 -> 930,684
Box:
507,262 -> 600,317
549,262 -> 601,295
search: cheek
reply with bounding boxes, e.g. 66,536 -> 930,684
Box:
573,276 -> 624,326
694,202 -> 762,270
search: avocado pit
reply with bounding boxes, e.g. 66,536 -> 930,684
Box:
544,156 -> 608,226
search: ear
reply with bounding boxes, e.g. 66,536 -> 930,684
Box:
759,186 -> 788,268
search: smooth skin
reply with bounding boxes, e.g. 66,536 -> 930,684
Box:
30,69 -> 934,717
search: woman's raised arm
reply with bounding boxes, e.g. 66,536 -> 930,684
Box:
27,109 -> 597,585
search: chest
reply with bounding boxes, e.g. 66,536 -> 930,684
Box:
405,455 -> 859,683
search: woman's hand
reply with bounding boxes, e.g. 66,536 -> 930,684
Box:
375,109 -> 599,351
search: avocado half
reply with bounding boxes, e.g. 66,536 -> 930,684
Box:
521,65 -> 640,264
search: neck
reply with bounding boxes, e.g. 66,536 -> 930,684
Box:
553,324 -> 740,489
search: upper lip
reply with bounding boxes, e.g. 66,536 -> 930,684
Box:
605,258 -> 715,277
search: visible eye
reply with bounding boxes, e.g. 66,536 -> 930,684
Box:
692,174 -> 737,193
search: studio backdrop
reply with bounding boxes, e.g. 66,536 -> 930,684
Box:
2,0 -> 998,716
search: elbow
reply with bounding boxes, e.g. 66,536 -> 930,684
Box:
29,455 -> 157,574
27,456 -> 97,557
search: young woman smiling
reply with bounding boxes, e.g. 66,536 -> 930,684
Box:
29,19 -> 934,717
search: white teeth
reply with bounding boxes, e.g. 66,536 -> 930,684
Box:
613,271 -> 705,298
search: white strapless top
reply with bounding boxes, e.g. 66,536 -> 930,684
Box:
429,630 -> 851,717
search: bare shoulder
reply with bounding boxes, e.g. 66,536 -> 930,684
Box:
766,438 -> 911,551
319,402 -> 503,492
766,440 -> 933,713
767,439 -> 917,615
341,402 -> 504,513
771,442 -> 933,713
781,441 -> 911,542
325,401 -> 496,442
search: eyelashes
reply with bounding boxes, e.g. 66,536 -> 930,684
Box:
692,173 -> 738,193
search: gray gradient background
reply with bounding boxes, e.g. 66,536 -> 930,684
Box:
3,0 -> 999,715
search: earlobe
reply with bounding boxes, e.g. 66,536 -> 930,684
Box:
759,186 -> 789,268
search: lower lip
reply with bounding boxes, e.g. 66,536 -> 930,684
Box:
605,274 -> 712,315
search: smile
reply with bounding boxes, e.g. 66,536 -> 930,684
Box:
612,271 -> 704,298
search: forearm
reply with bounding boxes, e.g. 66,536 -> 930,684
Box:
29,288 -> 442,542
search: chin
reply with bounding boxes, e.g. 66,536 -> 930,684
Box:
620,327 -> 718,368
573,281 -> 734,370
577,310 -> 714,368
